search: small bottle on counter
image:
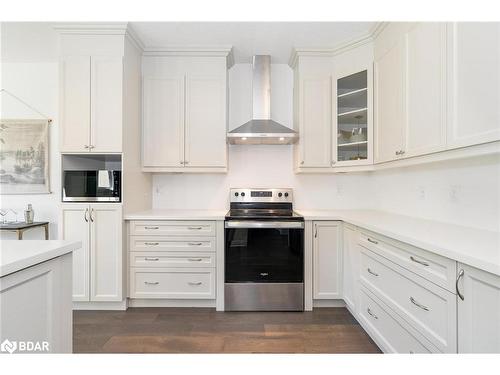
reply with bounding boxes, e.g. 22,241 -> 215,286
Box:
24,204 -> 34,224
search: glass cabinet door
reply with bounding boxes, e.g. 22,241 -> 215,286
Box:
336,70 -> 370,164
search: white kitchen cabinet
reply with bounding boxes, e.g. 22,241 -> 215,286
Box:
334,68 -> 373,165
61,204 -> 123,302
60,56 -> 123,153
0,253 -> 73,353
142,76 -> 185,167
342,224 -> 360,313
60,56 -> 91,153
61,204 -> 90,301
404,23 -> 447,157
447,22 -> 500,148
457,263 -> 500,353
374,38 -> 405,163
298,76 -> 332,168
90,205 -> 123,301
313,221 -> 342,299
142,52 -> 231,172
185,75 -> 227,167
90,56 -> 123,153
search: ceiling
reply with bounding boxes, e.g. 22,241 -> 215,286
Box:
131,22 -> 376,64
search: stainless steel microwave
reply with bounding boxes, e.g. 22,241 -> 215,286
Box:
63,170 -> 121,202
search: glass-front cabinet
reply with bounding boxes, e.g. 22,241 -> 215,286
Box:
333,68 -> 373,166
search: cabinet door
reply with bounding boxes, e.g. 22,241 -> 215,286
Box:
313,221 -> 342,299
457,263 -> 500,353
89,204 -> 123,301
299,77 -> 332,168
60,56 -> 91,152
90,56 -> 123,152
185,75 -> 227,167
405,23 -> 447,156
61,204 -> 90,301
143,76 -> 185,168
374,39 -> 405,163
343,224 -> 360,313
447,23 -> 500,148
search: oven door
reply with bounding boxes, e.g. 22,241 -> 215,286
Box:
224,220 -> 304,283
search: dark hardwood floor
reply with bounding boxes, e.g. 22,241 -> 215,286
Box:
73,307 -> 381,353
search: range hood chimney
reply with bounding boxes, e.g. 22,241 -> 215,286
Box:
227,55 -> 298,145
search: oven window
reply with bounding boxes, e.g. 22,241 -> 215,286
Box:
225,227 -> 304,283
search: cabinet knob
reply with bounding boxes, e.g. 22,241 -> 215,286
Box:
300,161 -> 304,165
84,145 -> 89,149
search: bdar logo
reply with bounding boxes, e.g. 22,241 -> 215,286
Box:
1,339 -> 17,354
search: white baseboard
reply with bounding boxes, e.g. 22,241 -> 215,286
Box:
313,299 -> 346,308
73,300 -> 128,311
128,299 -> 216,308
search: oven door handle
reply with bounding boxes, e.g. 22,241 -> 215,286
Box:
225,221 -> 304,229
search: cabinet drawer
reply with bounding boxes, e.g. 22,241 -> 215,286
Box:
359,231 -> 456,292
130,252 -> 216,268
130,268 -> 215,299
130,221 -> 216,237
360,248 -> 456,353
359,286 -> 434,353
130,236 -> 216,252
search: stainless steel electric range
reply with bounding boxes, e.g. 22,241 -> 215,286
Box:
224,188 -> 304,311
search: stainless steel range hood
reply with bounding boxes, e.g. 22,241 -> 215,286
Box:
227,55 -> 298,145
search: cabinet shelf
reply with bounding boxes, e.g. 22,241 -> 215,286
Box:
338,87 -> 367,98
338,140 -> 368,147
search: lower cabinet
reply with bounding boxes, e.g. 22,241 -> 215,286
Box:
128,220 -> 217,301
359,286 -> 433,353
313,221 -> 342,299
61,204 -> 123,302
457,263 -> 500,353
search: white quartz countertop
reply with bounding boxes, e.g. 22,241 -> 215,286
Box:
0,240 -> 81,277
124,209 -> 227,221
296,209 -> 500,277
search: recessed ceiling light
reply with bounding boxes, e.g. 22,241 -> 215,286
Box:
241,137 -> 247,141
279,137 -> 285,141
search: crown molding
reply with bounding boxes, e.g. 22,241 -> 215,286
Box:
53,22 -> 145,52
288,22 -> 387,68
143,46 -> 234,68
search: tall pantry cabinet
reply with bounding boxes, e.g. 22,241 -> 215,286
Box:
56,24 -> 152,309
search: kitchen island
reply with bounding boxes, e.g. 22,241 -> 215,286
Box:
0,240 -> 80,353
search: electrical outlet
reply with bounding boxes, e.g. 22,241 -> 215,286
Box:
417,186 -> 426,200
449,185 -> 461,202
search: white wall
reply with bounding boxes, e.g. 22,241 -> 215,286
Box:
0,23 -> 61,239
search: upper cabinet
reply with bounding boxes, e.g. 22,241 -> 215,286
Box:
60,55 -> 123,153
141,50 -> 232,173
447,22 -> 500,148
290,43 -> 374,172
374,22 -> 500,164
375,23 -> 447,163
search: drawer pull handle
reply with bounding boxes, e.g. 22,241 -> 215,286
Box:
188,226 -> 203,230
367,268 -> 379,277
188,242 -> 203,246
188,281 -> 202,286
456,269 -> 465,301
367,238 -> 378,245
144,281 -> 159,285
145,226 -> 159,230
145,242 -> 159,246
144,257 -> 159,261
410,296 -> 429,311
410,256 -> 429,267
188,258 -> 203,262
367,308 -> 378,319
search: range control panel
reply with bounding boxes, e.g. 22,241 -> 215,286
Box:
229,188 -> 293,203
